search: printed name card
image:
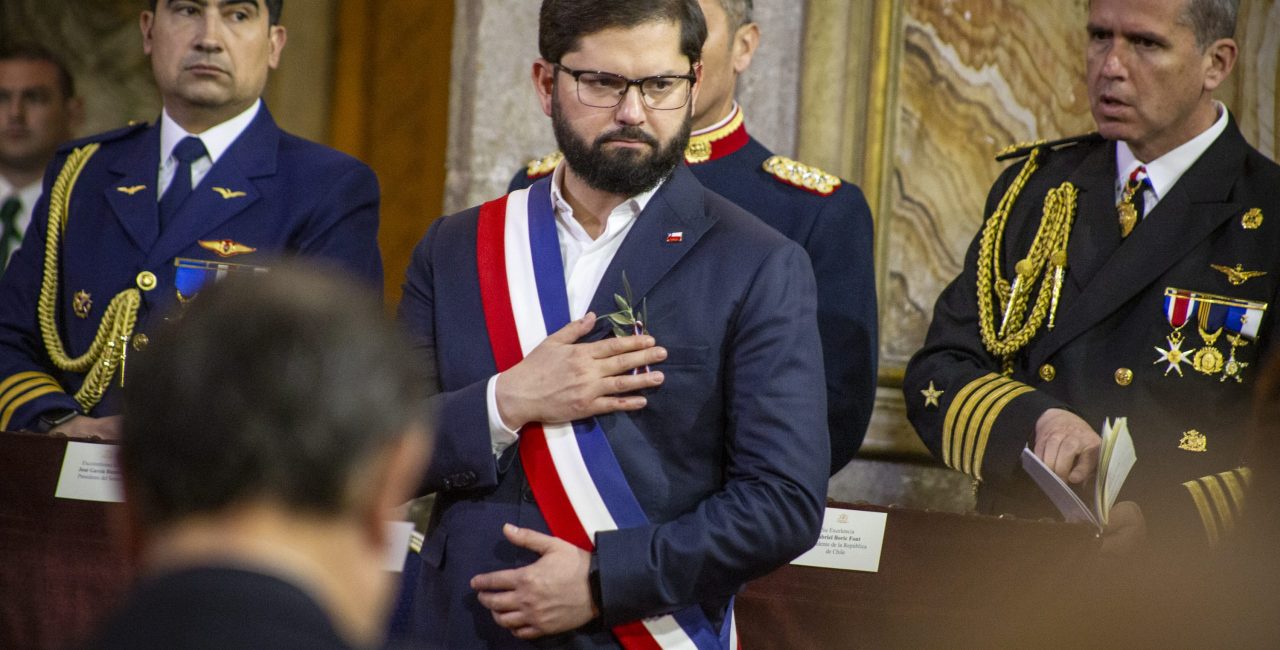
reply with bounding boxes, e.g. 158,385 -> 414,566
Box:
790,507 -> 888,572
55,441 -> 124,503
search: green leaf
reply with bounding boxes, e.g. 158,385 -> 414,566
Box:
614,293 -> 630,312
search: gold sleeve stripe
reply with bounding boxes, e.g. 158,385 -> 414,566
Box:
1237,466 -> 1253,485
1218,471 -> 1247,516
408,531 -> 424,555
943,373 -> 1002,468
0,371 -> 59,399
960,380 -> 1023,475
1182,479 -> 1220,546
0,383 -> 64,431
972,385 -> 1034,481
1199,475 -> 1235,534
0,373 -> 62,414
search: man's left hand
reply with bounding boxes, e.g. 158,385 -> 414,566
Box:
471,523 -> 598,640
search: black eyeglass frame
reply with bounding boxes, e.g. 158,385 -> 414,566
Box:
553,63 -> 699,110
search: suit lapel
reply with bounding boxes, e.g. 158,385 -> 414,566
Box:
1061,142 -> 1119,293
1032,120 -> 1248,366
586,165 -> 717,330
145,107 -> 279,267
104,125 -> 161,252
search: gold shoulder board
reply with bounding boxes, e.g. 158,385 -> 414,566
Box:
525,151 -> 563,180
995,132 -> 1103,162
762,156 -> 842,196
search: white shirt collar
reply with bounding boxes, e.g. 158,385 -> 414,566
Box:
0,175 -> 43,208
548,160 -> 660,243
691,101 -> 740,137
159,99 -> 262,168
1115,101 -> 1229,201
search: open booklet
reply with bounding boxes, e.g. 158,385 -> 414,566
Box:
1019,417 -> 1136,530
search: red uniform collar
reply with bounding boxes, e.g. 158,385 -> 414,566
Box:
685,105 -> 748,165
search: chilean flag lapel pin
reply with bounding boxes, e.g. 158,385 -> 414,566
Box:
665,231 -> 684,243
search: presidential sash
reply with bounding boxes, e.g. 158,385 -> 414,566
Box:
475,178 -> 736,650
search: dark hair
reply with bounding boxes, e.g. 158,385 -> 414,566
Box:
717,0 -> 754,32
148,0 -> 284,26
121,263 -> 428,527
0,43 -> 76,99
1182,0 -> 1238,47
539,0 -> 708,65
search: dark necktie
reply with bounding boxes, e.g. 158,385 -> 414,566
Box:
1117,165 -> 1151,238
159,136 -> 208,231
0,196 -> 23,272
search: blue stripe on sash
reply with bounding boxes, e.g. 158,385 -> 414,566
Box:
526,177 -> 572,332
572,420 -> 649,528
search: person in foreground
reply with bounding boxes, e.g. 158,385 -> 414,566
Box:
0,0 -> 382,441
394,0 -> 829,647
904,0 -> 1279,550
511,0 -> 877,474
85,264 -> 431,650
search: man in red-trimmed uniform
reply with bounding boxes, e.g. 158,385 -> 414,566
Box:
395,0 -> 829,647
511,0 -> 877,475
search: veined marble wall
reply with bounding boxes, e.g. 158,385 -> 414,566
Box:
443,0 -> 807,213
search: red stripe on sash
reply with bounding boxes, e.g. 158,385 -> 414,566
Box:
476,196 -> 523,373
476,194 -> 593,551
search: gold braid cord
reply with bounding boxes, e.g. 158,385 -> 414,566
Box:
37,144 -> 142,412
976,148 -> 1079,373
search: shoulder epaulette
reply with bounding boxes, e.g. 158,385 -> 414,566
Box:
524,151 -> 563,180
995,132 -> 1104,162
762,155 -> 842,196
57,121 -> 149,154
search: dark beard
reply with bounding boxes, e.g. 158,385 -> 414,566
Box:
552,94 -> 691,197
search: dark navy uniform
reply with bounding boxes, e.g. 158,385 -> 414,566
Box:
0,106 -> 382,431
509,106 -> 878,474
904,117 -> 1279,545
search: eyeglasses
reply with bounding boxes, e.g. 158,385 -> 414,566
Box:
554,63 -> 697,111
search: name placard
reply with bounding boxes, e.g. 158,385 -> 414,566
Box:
789,507 -> 887,572
55,441 -> 124,503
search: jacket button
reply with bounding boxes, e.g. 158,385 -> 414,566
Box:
132,333 -> 149,351
1039,364 -> 1056,382
522,487 -> 536,503
136,271 -> 158,291
1115,368 -> 1133,386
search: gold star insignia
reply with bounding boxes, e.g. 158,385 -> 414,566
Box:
1153,334 -> 1195,377
921,381 -> 944,408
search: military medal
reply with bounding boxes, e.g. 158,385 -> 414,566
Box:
1164,288 -> 1267,383
1156,290 -> 1197,376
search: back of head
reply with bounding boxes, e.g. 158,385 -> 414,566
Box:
120,262 -> 427,529
539,0 -> 707,64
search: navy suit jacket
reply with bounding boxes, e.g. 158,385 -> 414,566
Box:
398,165 -> 829,648
511,133 -> 877,474
0,105 -> 382,430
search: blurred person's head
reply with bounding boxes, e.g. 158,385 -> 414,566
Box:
0,44 -> 83,187
121,262 -> 431,646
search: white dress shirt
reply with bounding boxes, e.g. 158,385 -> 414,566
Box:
1115,100 -> 1229,218
485,162 -> 660,455
0,175 -> 43,263
157,99 -> 262,200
